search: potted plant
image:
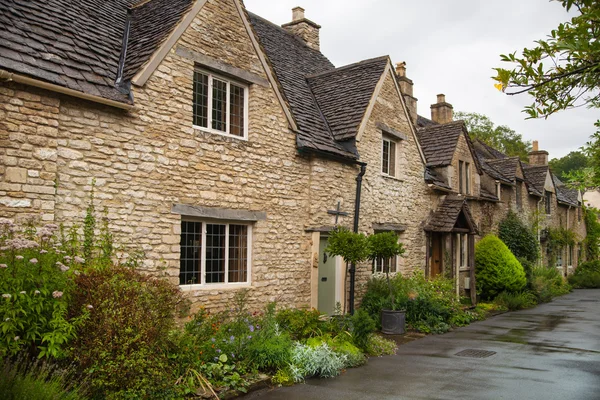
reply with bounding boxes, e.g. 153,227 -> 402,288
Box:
368,232 -> 406,335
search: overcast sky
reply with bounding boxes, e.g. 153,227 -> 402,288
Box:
245,0 -> 598,160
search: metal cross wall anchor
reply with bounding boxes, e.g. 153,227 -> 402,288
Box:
327,201 -> 349,225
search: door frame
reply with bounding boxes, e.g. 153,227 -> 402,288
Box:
310,232 -> 344,313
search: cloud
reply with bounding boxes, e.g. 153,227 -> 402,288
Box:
245,0 -> 598,159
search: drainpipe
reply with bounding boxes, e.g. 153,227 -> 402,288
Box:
537,196 -> 544,266
349,162 -> 367,315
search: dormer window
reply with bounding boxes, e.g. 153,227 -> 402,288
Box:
193,70 -> 248,139
382,137 -> 397,177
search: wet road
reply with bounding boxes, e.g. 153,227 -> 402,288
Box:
243,289 -> 600,400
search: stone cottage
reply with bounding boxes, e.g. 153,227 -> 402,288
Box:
0,0 -> 586,314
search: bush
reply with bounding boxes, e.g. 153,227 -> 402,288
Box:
69,265 -> 184,398
494,291 -> 537,310
245,308 -> 292,372
350,309 -> 375,351
0,220 -> 88,359
306,335 -> 366,368
290,342 -> 346,380
364,334 -> 397,356
569,260 -> 600,288
498,211 -> 539,263
475,235 -> 527,299
360,272 -> 468,334
0,356 -> 88,400
530,266 -> 571,302
275,308 -> 322,340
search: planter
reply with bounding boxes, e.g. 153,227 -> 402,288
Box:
381,309 -> 406,335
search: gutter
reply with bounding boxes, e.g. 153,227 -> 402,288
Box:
0,69 -> 134,111
348,161 -> 367,315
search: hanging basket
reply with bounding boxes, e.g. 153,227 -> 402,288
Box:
381,309 -> 406,335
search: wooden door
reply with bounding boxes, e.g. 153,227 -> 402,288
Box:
431,233 -> 443,277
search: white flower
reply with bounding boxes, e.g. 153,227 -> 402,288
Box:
63,256 -> 72,262
19,291 -> 26,294
2,294 -> 11,299
15,255 -> 23,260
74,256 -> 85,264
5,318 -> 9,322
14,336 -> 19,341
34,290 -> 40,295
0,264 -> 7,268
52,291 -> 63,298
29,258 -> 38,264
73,270 -> 80,276
39,249 -> 48,254
87,304 -> 93,309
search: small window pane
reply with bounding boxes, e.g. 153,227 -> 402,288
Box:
465,163 -> 470,194
389,141 -> 396,177
206,224 -> 226,283
180,221 -> 202,285
228,225 -> 248,282
212,79 -> 227,132
382,140 -> 390,174
193,72 -> 209,127
459,161 -> 464,194
230,84 -> 245,137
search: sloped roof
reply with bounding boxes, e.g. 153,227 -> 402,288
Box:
249,12 -> 358,158
473,139 -> 508,160
479,159 -> 513,185
416,114 -> 437,128
0,0 -> 194,104
424,196 -> 478,233
485,157 -> 521,184
307,57 -> 388,141
417,121 -> 465,167
424,167 -> 452,191
480,186 -> 500,202
522,165 -> 548,197
552,174 -> 579,207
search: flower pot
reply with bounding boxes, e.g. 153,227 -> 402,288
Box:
381,309 -> 406,335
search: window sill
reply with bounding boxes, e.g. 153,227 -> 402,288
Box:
179,282 -> 251,291
380,173 -> 405,182
192,125 -> 248,141
459,267 -> 470,272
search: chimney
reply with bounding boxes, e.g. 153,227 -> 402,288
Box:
430,94 -> 453,124
395,62 -> 418,124
281,7 -> 321,51
528,140 -> 549,166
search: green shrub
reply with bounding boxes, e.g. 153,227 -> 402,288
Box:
290,342 -> 346,380
69,265 -> 184,398
475,235 -> 527,299
305,335 -> 366,368
245,323 -> 292,372
271,367 -> 295,386
360,272 -> 467,334
583,207 -> 600,261
494,291 -> 537,310
530,266 -> 571,302
364,334 -> 397,356
0,220 -> 88,359
569,260 -> 600,288
498,211 -> 539,263
0,356 -> 88,400
350,309 -> 375,351
275,308 -> 322,340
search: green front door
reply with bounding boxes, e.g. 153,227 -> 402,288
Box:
318,237 -> 337,315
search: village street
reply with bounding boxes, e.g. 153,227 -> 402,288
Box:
244,289 -> 600,400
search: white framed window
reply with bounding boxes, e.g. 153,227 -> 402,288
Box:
179,220 -> 252,288
456,233 -> 468,269
382,137 -> 397,177
193,70 -> 249,139
374,256 -> 398,274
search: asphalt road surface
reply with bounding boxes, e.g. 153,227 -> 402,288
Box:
243,289 -> 600,400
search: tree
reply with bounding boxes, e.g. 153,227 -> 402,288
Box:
549,150 -> 590,180
455,111 -> 532,161
494,0 -> 600,186
367,232 -> 405,310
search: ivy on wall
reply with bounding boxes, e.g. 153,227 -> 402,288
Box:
583,207 -> 600,262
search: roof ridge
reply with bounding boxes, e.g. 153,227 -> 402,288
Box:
305,55 -> 390,79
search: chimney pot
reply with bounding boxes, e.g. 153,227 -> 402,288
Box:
292,6 -> 305,21
396,62 -> 406,77
282,7 -> 321,51
528,140 -> 549,166
430,94 -> 453,124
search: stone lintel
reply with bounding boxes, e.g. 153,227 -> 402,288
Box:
175,46 -> 270,87
372,223 -> 407,232
305,225 -> 336,233
172,204 -> 267,221
376,122 -> 408,141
